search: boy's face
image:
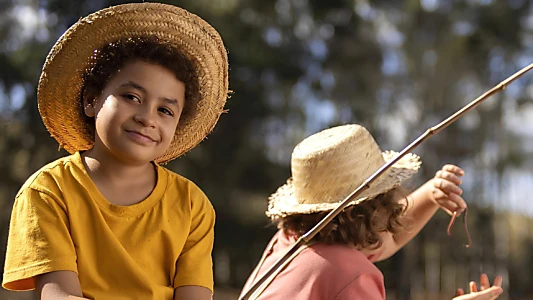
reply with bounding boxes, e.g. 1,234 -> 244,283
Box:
84,60 -> 185,164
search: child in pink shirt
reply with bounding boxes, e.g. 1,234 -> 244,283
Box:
241,124 -> 503,300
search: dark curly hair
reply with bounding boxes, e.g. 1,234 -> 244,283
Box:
277,188 -> 408,250
80,36 -> 200,140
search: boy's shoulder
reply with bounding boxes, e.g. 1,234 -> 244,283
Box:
158,166 -> 214,209
159,166 -> 194,189
17,153 -> 80,199
160,166 -> 214,214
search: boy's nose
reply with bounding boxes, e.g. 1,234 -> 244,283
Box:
133,107 -> 157,128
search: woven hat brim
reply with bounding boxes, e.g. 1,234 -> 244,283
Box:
266,151 -> 422,218
37,3 -> 229,164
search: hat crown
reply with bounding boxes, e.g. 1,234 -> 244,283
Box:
291,124 -> 385,205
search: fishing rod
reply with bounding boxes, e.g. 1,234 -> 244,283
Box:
239,62 -> 533,300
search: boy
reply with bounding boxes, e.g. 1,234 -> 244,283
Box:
240,124 -> 503,300
3,3 -> 228,300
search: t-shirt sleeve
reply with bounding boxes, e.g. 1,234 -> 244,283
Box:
173,184 -> 216,292
335,272 -> 386,300
2,187 -> 77,291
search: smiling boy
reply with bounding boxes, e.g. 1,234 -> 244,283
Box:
2,4 -> 228,300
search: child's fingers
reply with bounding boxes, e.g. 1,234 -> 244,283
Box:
436,170 -> 463,186
432,190 -> 466,216
433,178 -> 464,195
456,288 -> 465,296
439,205 -> 453,216
448,193 -> 467,210
443,164 -> 465,176
470,281 -> 478,293
494,276 -> 503,287
441,200 -> 462,216
442,164 -> 465,176
438,192 -> 467,214
480,273 -> 490,290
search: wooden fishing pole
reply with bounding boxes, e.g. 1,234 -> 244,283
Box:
239,62 -> 533,300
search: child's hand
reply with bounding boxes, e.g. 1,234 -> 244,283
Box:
453,273 -> 503,300
431,164 -> 467,215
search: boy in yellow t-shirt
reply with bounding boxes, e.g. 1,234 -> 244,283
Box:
2,3 -> 228,300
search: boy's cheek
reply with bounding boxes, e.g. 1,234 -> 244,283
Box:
160,132 -> 176,150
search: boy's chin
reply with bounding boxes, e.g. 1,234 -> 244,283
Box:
112,147 -> 165,165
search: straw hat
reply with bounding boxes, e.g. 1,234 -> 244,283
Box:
266,124 -> 422,218
37,3 -> 229,163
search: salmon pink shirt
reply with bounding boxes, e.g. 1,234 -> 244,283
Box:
241,230 -> 386,300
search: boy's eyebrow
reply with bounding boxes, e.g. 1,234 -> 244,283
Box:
120,81 -> 179,106
162,97 -> 179,107
121,81 -> 146,93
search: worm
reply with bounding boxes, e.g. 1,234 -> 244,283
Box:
447,208 -> 472,248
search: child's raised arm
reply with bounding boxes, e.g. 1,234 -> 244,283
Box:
375,164 -> 466,261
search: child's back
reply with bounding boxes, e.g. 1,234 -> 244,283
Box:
243,230 -> 385,300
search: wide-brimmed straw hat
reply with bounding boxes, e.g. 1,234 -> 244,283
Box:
266,124 -> 422,218
37,3 -> 229,163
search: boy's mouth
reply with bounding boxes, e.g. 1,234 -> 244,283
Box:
125,130 -> 158,144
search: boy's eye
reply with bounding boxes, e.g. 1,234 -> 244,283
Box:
159,107 -> 174,116
123,94 -> 140,103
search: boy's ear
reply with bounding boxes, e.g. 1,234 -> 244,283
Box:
82,88 -> 96,117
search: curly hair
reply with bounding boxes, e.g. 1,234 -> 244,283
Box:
80,36 -> 200,140
278,188 -> 408,250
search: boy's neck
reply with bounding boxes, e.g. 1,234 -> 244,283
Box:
80,149 -> 158,206
81,149 -> 154,180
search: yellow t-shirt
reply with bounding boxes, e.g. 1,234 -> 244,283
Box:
2,152 -> 215,299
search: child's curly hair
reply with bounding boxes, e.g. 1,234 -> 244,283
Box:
80,36 -> 200,140
277,188 -> 408,250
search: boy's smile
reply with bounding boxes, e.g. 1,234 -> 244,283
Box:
125,129 -> 158,145
84,60 -> 186,164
